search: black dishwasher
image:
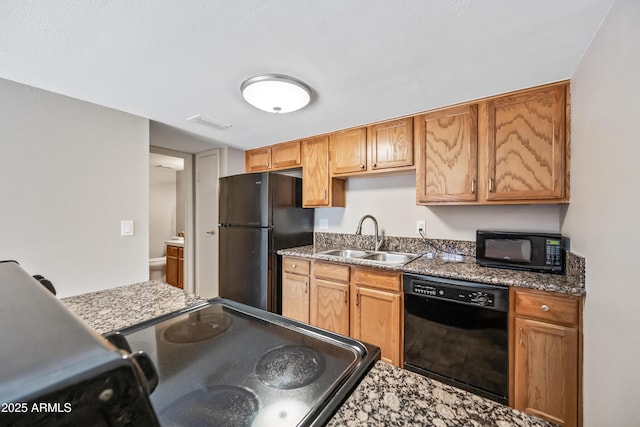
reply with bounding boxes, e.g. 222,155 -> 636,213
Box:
403,273 -> 509,404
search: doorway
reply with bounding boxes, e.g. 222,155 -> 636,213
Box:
149,147 -> 194,292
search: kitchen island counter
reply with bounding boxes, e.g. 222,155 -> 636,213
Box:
62,281 -> 553,427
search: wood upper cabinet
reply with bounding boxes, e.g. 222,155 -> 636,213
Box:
245,140 -> 301,172
416,105 -> 478,203
302,136 -> 345,207
368,118 -> 414,171
281,257 -> 311,323
487,85 -> 567,201
330,127 -> 368,175
351,267 -> 402,367
511,288 -> 581,427
310,262 -> 350,336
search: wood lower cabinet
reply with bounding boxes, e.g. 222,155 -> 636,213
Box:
351,267 -> 403,367
166,244 -> 183,289
282,258 -> 403,367
511,288 -> 581,427
310,261 -> 350,336
281,257 -> 311,323
302,136 -> 345,207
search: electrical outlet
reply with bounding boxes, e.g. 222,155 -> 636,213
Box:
416,220 -> 426,235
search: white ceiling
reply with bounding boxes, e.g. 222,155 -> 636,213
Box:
1,1 -> 614,153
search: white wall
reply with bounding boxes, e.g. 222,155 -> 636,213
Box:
149,166 -> 177,259
0,78 -> 149,298
316,174 -> 563,239
562,1 -> 639,425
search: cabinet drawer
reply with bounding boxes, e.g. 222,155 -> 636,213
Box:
313,261 -> 350,283
283,257 -> 310,276
167,245 -> 179,257
514,289 -> 580,325
353,268 -> 401,292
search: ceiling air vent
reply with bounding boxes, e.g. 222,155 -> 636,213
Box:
187,114 -> 232,130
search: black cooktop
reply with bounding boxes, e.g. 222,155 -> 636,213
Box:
117,298 -> 379,427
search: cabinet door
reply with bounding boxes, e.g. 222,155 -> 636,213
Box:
245,147 -> 272,172
330,128 -> 367,174
272,141 -> 301,169
487,85 -> 566,201
416,104 -> 478,203
166,245 -> 179,287
310,279 -> 349,336
302,136 -> 330,206
177,247 -> 184,289
352,286 -> 401,367
369,118 -> 414,171
514,317 -> 578,427
282,273 -> 310,323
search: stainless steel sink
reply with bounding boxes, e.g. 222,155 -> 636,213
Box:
318,249 -> 372,258
318,248 -> 420,265
361,252 -> 421,265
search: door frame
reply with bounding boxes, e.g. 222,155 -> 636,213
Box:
150,146 -> 195,293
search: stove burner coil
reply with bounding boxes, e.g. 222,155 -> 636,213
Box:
162,310 -> 232,344
159,385 -> 259,427
255,345 -> 326,389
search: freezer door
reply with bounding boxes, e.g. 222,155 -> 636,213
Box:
219,173 -> 270,226
218,226 -> 271,311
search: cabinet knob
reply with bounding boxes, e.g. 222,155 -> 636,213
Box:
292,264 -> 297,268
273,161 -> 277,166
372,163 -> 377,168
359,164 -> 365,169
541,304 -> 550,312
266,163 -> 270,167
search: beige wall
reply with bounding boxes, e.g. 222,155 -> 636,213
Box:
0,78 -> 149,297
563,0 -> 639,424
316,174 -> 563,240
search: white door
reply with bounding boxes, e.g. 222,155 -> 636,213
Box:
196,150 -> 220,298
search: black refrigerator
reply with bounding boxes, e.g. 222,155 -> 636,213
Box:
218,172 -> 314,314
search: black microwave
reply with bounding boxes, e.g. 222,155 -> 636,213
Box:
475,230 -> 567,274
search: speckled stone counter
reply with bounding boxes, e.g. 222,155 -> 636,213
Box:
61,281 -> 553,426
327,362 -> 555,427
278,245 -> 585,296
61,280 -> 206,333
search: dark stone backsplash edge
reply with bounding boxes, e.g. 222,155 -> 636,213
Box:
313,232 -> 585,290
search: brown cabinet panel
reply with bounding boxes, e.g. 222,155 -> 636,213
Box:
282,273 -> 310,323
302,136 -> 345,207
330,128 -> 367,175
368,118 -> 414,170
271,140 -> 301,169
310,279 -> 349,336
416,104 -> 478,203
351,285 -> 402,366
245,147 -> 272,172
515,289 -> 579,325
313,261 -> 350,283
177,247 -> 184,289
353,267 -> 401,292
283,256 -> 310,276
487,85 -> 566,201
513,318 -> 578,427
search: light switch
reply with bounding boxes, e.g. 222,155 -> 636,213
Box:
121,220 -> 134,237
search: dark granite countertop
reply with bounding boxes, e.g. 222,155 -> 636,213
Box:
278,245 -> 585,296
62,281 -> 555,426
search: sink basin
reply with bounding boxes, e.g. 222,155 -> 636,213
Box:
318,249 -> 371,258
361,252 -> 420,265
318,248 -> 420,265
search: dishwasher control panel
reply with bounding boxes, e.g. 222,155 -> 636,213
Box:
405,274 -> 509,312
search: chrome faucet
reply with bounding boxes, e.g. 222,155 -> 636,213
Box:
355,215 -> 385,251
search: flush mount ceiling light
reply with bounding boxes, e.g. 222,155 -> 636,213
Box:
240,74 -> 312,114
